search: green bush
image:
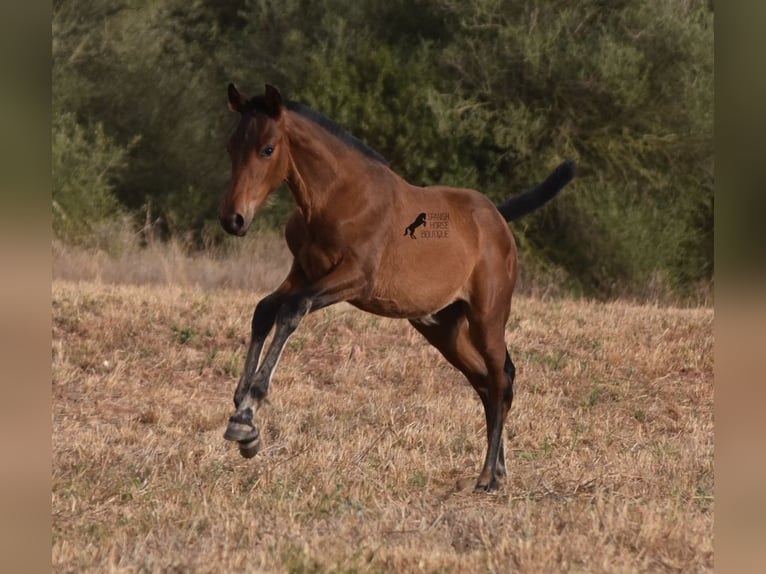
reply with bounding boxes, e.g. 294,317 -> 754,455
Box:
422,0 -> 713,298
52,112 -> 135,249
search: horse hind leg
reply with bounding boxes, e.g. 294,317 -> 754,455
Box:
409,304 -> 504,489
462,302 -> 517,493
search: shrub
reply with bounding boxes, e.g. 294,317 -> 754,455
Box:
52,112 -> 135,250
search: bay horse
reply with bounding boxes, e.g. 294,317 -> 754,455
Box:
220,83 -> 575,492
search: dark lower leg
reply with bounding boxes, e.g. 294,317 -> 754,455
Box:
496,434 -> 507,479
224,297 -> 310,443
476,395 -> 505,491
233,295 -> 282,407
247,297 -> 310,401
495,351 -> 516,480
472,340 -> 512,491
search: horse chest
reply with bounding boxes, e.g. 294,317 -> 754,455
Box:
296,244 -> 341,282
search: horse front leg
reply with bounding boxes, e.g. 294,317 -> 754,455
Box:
232,293 -> 283,409
224,295 -> 312,456
223,261 -> 366,458
231,259 -> 308,407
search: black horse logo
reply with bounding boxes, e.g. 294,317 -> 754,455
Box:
404,212 -> 427,239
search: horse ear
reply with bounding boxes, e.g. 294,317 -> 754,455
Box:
228,83 -> 246,113
264,84 -> 284,117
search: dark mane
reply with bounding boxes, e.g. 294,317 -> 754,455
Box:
246,96 -> 389,166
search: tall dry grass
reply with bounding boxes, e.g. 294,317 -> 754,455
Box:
52,232 -> 292,294
52,247 -> 713,572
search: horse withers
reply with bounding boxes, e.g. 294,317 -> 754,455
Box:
220,83 -> 575,492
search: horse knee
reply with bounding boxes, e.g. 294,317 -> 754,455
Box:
278,296 -> 311,330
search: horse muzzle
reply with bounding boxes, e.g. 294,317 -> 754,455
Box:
220,212 -> 249,236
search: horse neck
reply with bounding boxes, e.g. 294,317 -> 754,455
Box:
283,112 -> 347,221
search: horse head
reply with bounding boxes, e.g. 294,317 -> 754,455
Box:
220,84 -> 291,236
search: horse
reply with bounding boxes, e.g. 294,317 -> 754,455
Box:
220,83 -> 575,492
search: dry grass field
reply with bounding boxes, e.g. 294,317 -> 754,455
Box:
52,247 -> 713,572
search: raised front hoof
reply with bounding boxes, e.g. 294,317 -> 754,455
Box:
223,408 -> 256,441
238,436 -> 262,458
223,418 -> 259,443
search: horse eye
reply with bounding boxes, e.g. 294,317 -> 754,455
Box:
261,145 -> 275,157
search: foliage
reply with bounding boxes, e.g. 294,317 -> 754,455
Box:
424,0 -> 713,295
52,112 -> 134,249
52,0 -> 713,299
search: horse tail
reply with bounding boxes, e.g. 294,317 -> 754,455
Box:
496,160 -> 575,222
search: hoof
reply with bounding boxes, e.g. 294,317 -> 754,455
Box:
223,410 -> 258,443
238,437 -> 261,459
223,420 -> 257,442
474,477 -> 500,493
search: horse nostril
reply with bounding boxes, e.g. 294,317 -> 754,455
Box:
221,212 -> 246,235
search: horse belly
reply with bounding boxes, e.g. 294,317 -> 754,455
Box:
350,293 -> 455,319
352,258 -> 471,319
349,295 -> 443,319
